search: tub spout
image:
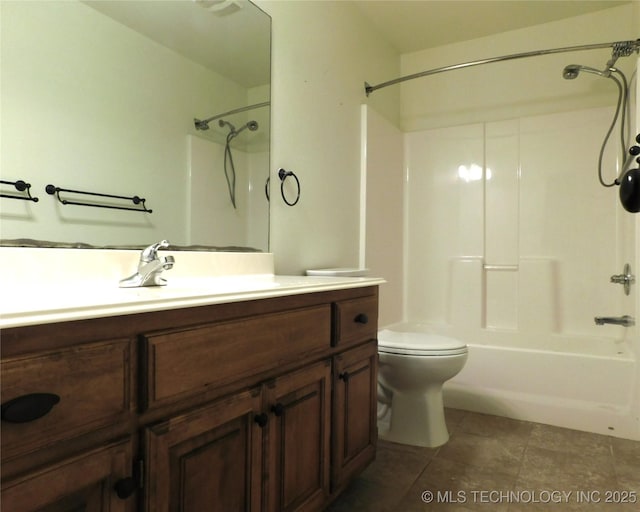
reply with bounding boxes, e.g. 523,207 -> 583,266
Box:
594,315 -> 635,327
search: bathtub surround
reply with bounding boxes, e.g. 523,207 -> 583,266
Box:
364,100 -> 639,440
360,5 -> 639,440
405,107 -> 629,337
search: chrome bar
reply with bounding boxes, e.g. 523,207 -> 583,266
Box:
365,39 -> 640,96
194,101 -> 270,130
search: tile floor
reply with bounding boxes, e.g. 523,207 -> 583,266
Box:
326,409 -> 640,511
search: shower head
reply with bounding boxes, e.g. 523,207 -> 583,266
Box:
231,120 -> 259,137
218,119 -> 258,137
562,64 -> 608,80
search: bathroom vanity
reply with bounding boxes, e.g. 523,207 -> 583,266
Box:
0,253 -> 381,512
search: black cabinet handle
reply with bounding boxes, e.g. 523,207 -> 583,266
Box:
339,372 -> 350,382
114,477 -> 136,500
271,403 -> 284,416
354,313 -> 369,324
1,393 -> 60,423
254,413 -> 268,427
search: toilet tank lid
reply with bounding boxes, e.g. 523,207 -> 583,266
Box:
378,329 -> 467,351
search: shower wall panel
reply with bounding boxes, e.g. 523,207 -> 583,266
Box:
519,107 -> 619,335
405,124 -> 484,324
188,135 -> 251,248
406,106 -> 626,337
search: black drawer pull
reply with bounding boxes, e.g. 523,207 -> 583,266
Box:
1,393 -> 60,423
271,403 -> 284,416
354,313 -> 369,324
339,372 -> 350,382
114,477 -> 136,499
254,412 -> 268,428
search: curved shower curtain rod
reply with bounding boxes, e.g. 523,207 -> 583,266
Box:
364,39 -> 640,96
194,101 -> 270,131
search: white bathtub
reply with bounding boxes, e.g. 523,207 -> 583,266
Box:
381,322 -> 640,440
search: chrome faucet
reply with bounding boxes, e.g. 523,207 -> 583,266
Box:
594,315 -> 635,327
119,240 -> 175,288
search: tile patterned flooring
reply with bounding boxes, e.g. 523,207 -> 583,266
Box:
326,409 -> 640,511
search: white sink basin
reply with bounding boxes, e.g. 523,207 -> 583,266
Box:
129,275 -> 281,297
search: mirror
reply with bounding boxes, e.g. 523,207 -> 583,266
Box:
0,0 -> 271,251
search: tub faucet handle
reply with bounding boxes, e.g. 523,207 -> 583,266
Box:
610,263 -> 635,295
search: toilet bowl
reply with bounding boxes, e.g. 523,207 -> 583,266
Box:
377,327 -> 468,448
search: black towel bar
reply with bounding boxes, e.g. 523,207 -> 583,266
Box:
45,184 -> 152,213
0,180 -> 39,202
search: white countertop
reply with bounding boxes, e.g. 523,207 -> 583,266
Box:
0,247 -> 383,329
0,274 -> 385,329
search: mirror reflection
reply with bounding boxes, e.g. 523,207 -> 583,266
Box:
0,0 -> 271,251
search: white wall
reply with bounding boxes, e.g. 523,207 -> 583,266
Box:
254,0 -> 400,274
400,4 -> 638,131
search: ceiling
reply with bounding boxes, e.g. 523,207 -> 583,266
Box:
352,0 -> 631,54
85,0 -> 270,87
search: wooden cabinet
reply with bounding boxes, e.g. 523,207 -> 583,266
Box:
264,360 -> 332,512
332,341 -> 378,491
145,361 -> 332,512
145,387 -> 263,512
1,286 -> 379,512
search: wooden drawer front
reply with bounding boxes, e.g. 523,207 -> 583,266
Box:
333,295 -> 378,347
143,305 -> 331,409
1,438 -> 132,512
1,339 -> 131,461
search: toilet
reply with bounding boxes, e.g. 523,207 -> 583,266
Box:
377,326 -> 468,448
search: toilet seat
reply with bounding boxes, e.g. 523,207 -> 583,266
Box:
378,330 -> 467,356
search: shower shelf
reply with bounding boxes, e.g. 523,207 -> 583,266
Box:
45,184 -> 152,213
0,180 -> 39,203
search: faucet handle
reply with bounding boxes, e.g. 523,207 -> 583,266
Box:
141,240 -> 170,262
610,263 -> 635,296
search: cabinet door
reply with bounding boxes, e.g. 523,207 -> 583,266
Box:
144,387 -> 263,512
332,340 -> 378,491
264,360 -> 332,512
1,438 -> 133,512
